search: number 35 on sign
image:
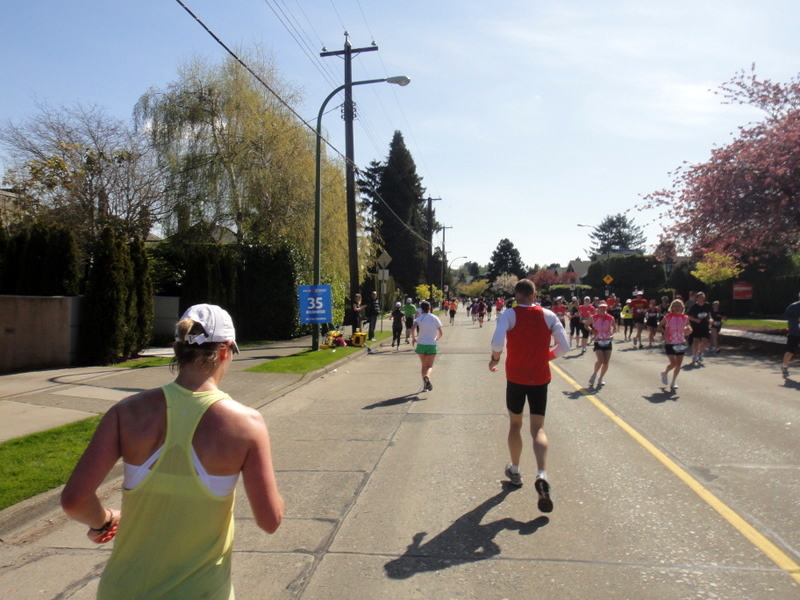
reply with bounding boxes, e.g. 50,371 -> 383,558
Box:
299,285 -> 332,324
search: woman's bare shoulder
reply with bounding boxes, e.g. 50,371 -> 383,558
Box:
113,387 -> 166,416
208,397 -> 267,430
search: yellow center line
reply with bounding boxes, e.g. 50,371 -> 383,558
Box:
551,362 -> 800,584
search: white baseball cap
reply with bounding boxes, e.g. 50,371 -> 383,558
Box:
395,302 -> 402,307
178,304 -> 239,353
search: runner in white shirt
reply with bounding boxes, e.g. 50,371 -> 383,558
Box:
411,300 -> 443,391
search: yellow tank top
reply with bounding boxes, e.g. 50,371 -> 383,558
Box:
97,383 -> 236,600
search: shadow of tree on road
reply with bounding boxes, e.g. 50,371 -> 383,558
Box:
384,485 -> 548,579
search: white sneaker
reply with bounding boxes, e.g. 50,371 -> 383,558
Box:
588,373 -> 596,386
661,372 -> 668,386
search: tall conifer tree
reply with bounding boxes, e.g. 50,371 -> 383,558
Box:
359,131 -> 429,297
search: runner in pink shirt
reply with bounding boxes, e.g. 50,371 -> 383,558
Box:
587,302 -> 617,387
657,299 -> 693,392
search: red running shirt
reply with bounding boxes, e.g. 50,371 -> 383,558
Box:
505,305 -> 553,386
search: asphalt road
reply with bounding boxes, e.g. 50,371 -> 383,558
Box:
1,313 -> 798,599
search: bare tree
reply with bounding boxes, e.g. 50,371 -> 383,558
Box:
0,102 -> 166,254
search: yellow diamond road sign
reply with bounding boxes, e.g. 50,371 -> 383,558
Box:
603,274 -> 614,285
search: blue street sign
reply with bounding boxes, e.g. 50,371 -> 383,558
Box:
298,285 -> 332,324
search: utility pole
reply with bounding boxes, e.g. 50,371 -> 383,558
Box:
426,197 -> 442,302
440,225 -> 453,296
321,34 -> 379,305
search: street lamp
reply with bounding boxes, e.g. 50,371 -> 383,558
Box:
448,255 -> 467,270
312,75 -> 411,350
445,255 -> 467,299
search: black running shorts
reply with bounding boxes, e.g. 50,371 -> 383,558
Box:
506,381 -> 549,416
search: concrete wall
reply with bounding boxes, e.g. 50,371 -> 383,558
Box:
0,296 -> 80,374
0,296 -> 180,373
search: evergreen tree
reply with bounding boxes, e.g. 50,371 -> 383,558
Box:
359,131 -> 428,297
80,226 -> 130,365
588,214 -> 646,257
487,238 -> 527,282
0,219 -> 6,288
129,237 -> 154,353
0,222 -> 79,295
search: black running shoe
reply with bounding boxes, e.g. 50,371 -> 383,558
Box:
535,477 -> 553,513
423,376 -> 433,391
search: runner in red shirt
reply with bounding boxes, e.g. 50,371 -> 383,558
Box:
489,279 -> 569,512
577,297 -> 596,355
629,291 -> 649,348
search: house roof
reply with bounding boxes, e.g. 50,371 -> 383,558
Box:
566,260 -> 592,278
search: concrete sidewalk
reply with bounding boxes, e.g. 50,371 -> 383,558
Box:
0,336 -> 333,444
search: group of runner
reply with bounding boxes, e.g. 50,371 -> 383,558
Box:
403,289 -> 730,393
559,290 -> 727,390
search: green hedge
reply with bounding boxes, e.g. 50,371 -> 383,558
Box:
0,222 -> 80,296
149,239 -> 307,342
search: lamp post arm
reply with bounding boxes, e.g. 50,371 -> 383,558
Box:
313,78 -> 394,288
312,76 -> 409,350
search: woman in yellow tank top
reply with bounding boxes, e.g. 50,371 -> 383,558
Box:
62,304 -> 284,599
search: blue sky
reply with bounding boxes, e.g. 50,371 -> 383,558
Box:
3,1 -> 799,269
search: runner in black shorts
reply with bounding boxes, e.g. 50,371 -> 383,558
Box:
489,279 -> 570,513
506,381 -> 548,416
687,292 -> 711,365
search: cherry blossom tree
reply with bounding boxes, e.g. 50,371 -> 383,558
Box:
647,66 -> 800,264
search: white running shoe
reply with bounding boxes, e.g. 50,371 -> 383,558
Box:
661,372 -> 669,386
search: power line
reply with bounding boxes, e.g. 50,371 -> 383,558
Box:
263,0 -> 339,87
172,0 -> 427,242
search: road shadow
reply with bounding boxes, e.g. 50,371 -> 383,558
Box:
643,389 -> 678,404
384,485 -> 548,579
781,378 -> 800,391
362,393 -> 424,410
560,389 -> 586,401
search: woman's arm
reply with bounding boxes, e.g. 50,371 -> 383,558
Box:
61,407 -> 123,543
240,410 -> 284,534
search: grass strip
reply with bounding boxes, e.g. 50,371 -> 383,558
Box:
0,416 -> 101,511
245,346 -> 363,374
726,319 -> 786,330
117,356 -> 172,368
245,332 -> 389,374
